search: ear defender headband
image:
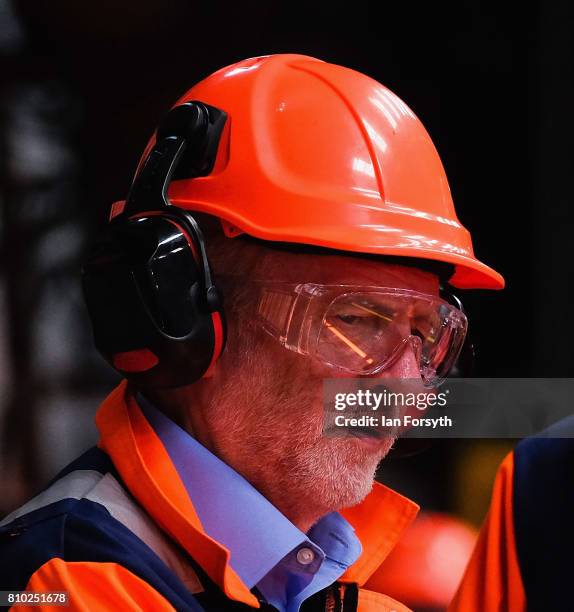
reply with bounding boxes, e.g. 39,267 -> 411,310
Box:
82,101 -> 228,389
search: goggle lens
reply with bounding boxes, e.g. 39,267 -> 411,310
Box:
316,292 -> 466,383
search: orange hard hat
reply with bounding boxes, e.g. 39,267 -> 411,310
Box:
147,54 -> 504,289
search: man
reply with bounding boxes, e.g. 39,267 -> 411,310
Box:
449,416 -> 574,612
0,54 -> 503,611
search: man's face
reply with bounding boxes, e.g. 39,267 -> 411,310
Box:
187,252 -> 439,526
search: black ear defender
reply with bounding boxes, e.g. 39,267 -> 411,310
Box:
82,102 -> 228,389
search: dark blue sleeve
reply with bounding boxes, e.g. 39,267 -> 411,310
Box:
513,415 -> 574,611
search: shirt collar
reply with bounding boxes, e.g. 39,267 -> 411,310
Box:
96,381 -> 419,606
137,393 -> 329,588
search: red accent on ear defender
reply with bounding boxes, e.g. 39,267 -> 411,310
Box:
129,212 -> 200,262
109,200 -> 126,220
202,311 -> 224,378
164,219 -> 200,261
113,349 -> 159,372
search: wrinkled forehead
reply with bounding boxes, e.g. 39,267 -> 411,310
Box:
254,250 -> 440,295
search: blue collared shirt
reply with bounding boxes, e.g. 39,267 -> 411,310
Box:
138,396 -> 362,612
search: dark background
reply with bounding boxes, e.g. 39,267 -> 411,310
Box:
0,0 -> 572,602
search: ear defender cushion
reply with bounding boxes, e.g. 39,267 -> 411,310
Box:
82,213 -> 225,389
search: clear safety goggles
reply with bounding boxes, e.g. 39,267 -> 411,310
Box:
251,283 -> 468,386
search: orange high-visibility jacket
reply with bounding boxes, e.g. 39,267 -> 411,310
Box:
1,381 -> 420,611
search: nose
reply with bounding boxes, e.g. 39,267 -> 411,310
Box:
383,336 -> 423,379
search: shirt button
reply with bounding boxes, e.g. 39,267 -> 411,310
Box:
296,547 -> 315,565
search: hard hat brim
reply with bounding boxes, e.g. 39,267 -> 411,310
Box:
171,195 -> 505,290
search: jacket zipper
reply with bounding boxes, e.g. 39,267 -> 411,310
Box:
324,588 -> 336,612
325,583 -> 347,612
338,584 -> 346,612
